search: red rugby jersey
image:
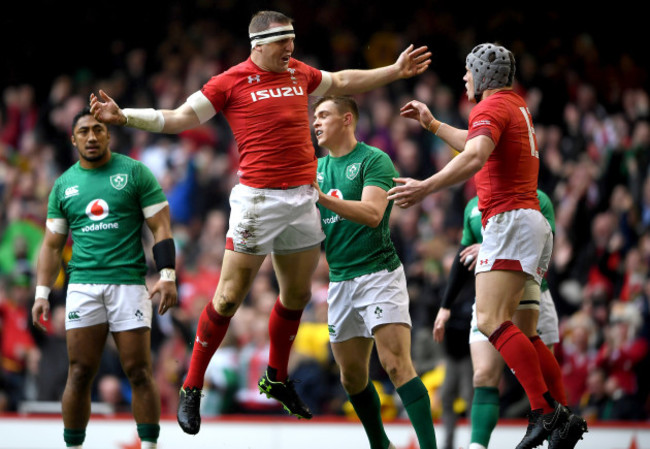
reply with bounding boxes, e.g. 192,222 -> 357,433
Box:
200,57 -> 325,188
467,90 -> 540,227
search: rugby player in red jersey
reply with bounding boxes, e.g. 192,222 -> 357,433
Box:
388,43 -> 587,449
90,10 -> 431,436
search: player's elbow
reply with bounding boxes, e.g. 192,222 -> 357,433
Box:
367,213 -> 383,228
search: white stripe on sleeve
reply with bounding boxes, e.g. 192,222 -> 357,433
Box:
46,218 -> 69,235
311,71 -> 332,97
143,201 -> 169,219
186,91 -> 217,124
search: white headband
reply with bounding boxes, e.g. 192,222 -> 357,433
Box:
250,25 -> 295,48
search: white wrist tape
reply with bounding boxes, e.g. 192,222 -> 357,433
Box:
160,268 -> 176,282
35,285 -> 51,301
123,108 -> 165,132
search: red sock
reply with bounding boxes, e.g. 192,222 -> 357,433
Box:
489,321 -> 553,412
267,297 -> 303,382
530,336 -> 568,406
182,303 -> 232,390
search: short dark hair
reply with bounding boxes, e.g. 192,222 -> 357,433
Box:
313,96 -> 359,123
71,106 -> 93,133
249,10 -> 293,34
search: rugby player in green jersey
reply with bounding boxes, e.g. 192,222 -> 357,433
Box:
32,107 -> 177,449
312,96 -> 438,449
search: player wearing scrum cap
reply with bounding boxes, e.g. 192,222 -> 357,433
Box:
90,10 -> 431,436
389,43 -> 587,449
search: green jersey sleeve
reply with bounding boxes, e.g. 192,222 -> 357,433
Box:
135,162 -> 168,209
362,151 -> 398,191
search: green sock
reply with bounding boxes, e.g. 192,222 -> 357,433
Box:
137,423 -> 160,443
470,386 -> 500,447
348,380 -> 391,449
396,377 -> 437,449
63,428 -> 85,447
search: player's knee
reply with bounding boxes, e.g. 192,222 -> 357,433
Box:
214,293 -> 241,315
67,361 -> 97,388
340,370 -> 368,394
473,366 -> 500,388
123,363 -> 153,388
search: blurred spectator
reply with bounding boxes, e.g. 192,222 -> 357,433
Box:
556,311 -> 599,410
0,272 -> 40,411
593,301 -> 649,419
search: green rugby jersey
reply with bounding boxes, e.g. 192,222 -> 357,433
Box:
461,189 -> 556,291
316,142 -> 400,282
47,153 -> 167,284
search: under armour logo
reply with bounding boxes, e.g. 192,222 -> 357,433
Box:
479,259 -> 489,265
248,75 -> 261,83
195,336 -> 209,348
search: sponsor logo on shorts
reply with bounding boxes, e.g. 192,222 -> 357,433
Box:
479,258 -> 489,265
374,306 -> 383,319
328,324 -> 336,336
135,309 -> 143,321
68,310 -> 81,321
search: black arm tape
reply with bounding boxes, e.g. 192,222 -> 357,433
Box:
153,238 -> 176,271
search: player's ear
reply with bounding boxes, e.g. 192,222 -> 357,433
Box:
344,112 -> 353,126
70,135 -> 76,147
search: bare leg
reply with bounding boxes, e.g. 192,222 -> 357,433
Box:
272,245 -> 321,310
62,324 -> 109,429
113,328 -> 159,424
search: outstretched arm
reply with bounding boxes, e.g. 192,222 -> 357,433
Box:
326,44 -> 431,95
400,100 -> 468,151
387,135 -> 494,208
89,89 -> 201,134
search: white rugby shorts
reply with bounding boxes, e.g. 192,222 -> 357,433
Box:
65,284 -> 152,332
226,184 -> 325,255
475,208 -> 553,284
469,289 -> 559,345
327,265 -> 412,343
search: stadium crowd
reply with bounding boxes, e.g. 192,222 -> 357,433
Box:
1,1 -> 649,426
